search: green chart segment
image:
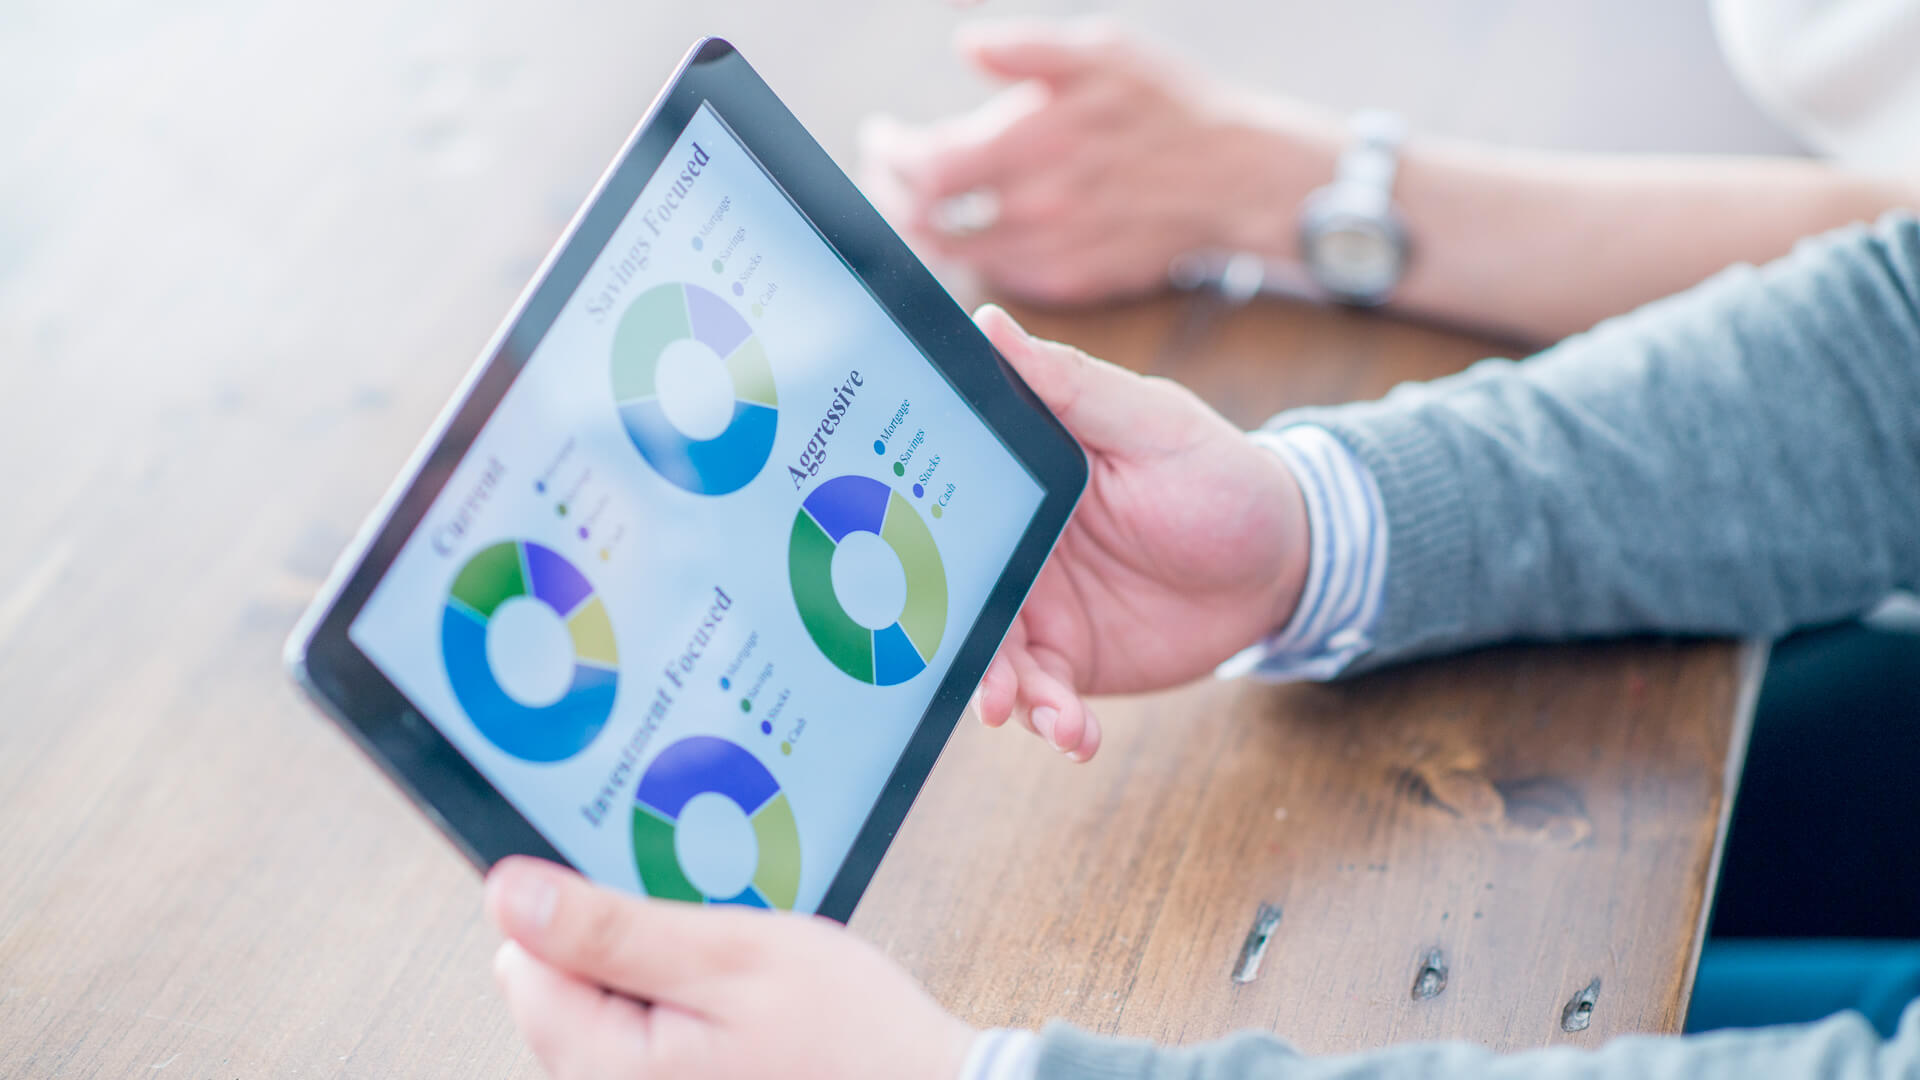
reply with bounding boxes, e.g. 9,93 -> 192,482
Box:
788,473 -> 948,686
611,282 -> 778,496
630,736 -> 800,909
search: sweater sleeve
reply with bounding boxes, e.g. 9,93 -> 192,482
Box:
1266,212 -> 1920,673
1033,1001 -> 1920,1080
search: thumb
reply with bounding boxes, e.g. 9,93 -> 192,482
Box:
956,17 -> 1119,84
975,304 -> 1162,453
485,856 -> 773,1010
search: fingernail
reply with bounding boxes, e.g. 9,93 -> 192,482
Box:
503,868 -> 558,933
493,940 -> 528,982
1032,706 -> 1060,747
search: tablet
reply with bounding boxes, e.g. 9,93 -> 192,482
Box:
286,38 -> 1085,922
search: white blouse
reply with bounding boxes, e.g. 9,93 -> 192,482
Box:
1712,0 -> 1920,171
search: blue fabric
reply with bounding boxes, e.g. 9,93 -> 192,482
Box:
1688,941 -> 1920,1038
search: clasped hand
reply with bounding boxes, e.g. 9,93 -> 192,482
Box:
860,19 -> 1339,305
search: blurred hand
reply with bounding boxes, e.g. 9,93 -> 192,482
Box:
860,18 -> 1339,304
486,857 -> 973,1080
973,306 -> 1310,760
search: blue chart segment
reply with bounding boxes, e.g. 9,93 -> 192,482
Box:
788,474 -> 949,685
441,540 -> 619,763
631,736 -> 801,909
612,282 -> 778,495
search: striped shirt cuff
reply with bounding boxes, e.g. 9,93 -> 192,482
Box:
1217,424 -> 1389,682
959,1029 -> 1038,1080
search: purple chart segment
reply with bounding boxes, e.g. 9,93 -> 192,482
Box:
685,282 -> 753,357
524,541 -> 593,616
802,474 -> 890,541
635,735 -> 779,818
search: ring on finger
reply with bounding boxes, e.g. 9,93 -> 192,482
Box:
930,188 -> 1001,236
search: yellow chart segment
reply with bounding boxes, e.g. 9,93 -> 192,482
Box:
881,491 -> 948,660
726,336 -> 777,407
751,794 -> 801,909
566,596 -> 619,667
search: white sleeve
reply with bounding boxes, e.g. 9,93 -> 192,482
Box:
1216,424 -> 1388,683
959,1029 -> 1039,1080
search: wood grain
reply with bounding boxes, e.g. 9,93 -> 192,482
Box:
853,636 -> 1760,1050
0,4 -> 1756,1076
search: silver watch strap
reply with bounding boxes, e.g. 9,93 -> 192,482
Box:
1335,109 -> 1406,196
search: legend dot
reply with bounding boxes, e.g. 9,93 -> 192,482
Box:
759,720 -> 772,735
599,548 -> 610,561
780,742 -> 792,755
556,503 -> 568,517
534,480 -> 546,494
719,676 -> 731,691
711,259 -> 724,274
739,699 -> 751,713
872,440 -> 885,455
751,303 -> 763,317
731,282 -> 744,297
931,504 -> 944,519
578,526 -> 589,539
892,462 -> 905,477
691,236 -> 704,251
912,483 -> 924,498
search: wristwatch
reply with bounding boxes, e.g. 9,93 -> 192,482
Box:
1298,110 -> 1411,306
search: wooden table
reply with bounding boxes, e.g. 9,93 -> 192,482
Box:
852,294 -> 1765,1052
0,5 -> 1760,1075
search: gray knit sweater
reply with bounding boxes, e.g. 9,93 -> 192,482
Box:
1039,213 -> 1920,1077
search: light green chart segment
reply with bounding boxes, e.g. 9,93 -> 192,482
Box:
880,490 -> 946,652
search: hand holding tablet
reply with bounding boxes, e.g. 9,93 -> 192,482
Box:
280,37 -> 1330,1078
484,856 -> 975,1080
966,307 -> 1309,761
286,37 -> 1312,926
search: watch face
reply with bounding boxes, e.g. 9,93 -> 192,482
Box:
1308,219 -> 1403,300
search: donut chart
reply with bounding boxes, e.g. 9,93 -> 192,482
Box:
612,282 -> 777,495
631,736 -> 801,909
788,474 -> 948,685
441,541 -> 619,763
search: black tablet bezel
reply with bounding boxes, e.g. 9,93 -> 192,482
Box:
287,37 -> 1087,923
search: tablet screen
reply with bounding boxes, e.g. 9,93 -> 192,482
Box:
348,102 -> 1045,913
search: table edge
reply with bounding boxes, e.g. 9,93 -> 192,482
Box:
1672,637 -> 1771,1027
